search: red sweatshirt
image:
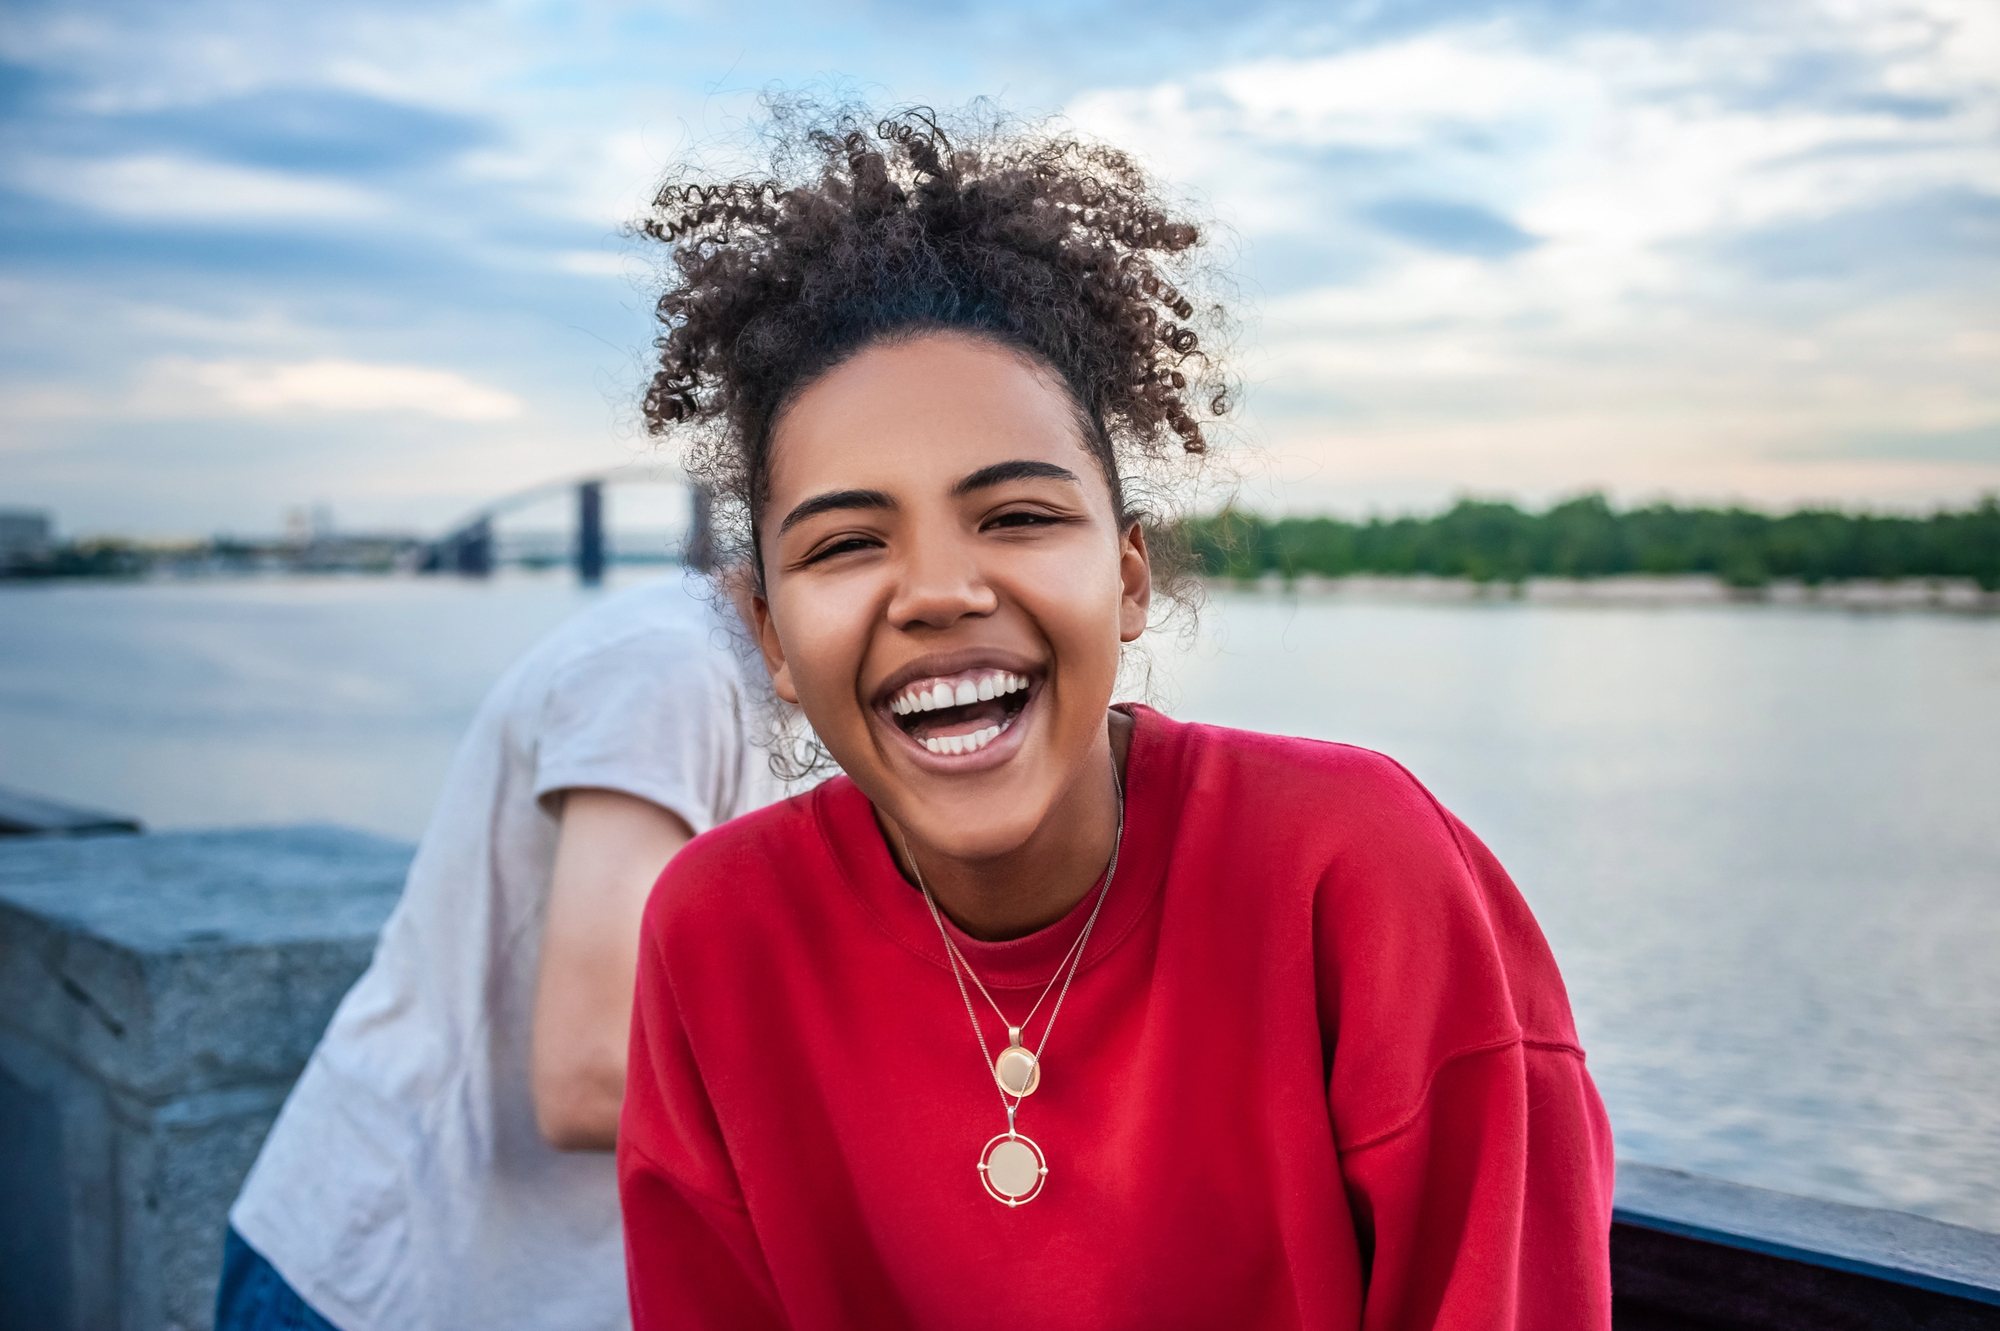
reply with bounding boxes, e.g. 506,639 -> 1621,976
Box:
620,706 -> 1614,1330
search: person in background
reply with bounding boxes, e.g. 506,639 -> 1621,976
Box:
218,571 -> 786,1330
616,105 -> 1614,1329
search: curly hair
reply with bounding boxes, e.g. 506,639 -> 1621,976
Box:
635,99 -> 1232,590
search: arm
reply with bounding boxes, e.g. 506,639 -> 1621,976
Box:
531,787 -> 693,1151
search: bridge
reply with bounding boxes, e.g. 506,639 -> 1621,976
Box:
418,468 -> 714,584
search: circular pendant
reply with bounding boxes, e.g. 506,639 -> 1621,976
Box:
978,1132 -> 1047,1206
993,1044 -> 1041,1097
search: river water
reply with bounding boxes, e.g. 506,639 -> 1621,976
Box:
3,571 -> 1997,1230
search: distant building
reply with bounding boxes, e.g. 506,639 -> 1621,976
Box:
295,531 -> 424,573
0,509 -> 53,572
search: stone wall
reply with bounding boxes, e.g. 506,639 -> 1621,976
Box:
0,827 -> 410,1331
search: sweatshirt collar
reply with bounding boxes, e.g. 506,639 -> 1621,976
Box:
813,704 -> 1176,990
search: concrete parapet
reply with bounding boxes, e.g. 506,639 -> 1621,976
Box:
0,826 -> 410,1331
1612,1163 -> 2000,1326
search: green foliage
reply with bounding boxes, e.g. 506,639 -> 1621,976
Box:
10,539 -> 151,579
1187,494 -> 2000,591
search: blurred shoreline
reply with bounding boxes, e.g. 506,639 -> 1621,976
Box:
1213,572 -> 2000,613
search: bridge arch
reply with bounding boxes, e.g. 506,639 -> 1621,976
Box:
421,468 -> 712,584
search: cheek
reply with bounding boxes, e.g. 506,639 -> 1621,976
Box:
770,582 -> 874,713
1025,548 -> 1127,682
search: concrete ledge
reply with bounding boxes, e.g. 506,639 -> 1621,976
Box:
0,785 -> 142,837
1613,1162 -> 2000,1329
0,825 -> 410,1331
1615,1163 -> 2000,1306
0,825 -> 410,1099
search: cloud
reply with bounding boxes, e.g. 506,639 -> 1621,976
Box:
554,248 -> 637,277
164,357 -> 524,420
11,153 -> 385,222
1061,2 -> 2000,508
1718,185 -> 2000,284
1801,425 -> 2000,463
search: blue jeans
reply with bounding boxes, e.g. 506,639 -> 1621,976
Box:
215,1228 -> 342,1331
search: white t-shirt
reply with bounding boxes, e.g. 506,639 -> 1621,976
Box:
231,575 -> 787,1331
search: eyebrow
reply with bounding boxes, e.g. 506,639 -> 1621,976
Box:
951,459 -> 1082,496
776,461 -> 1081,537
777,488 -> 896,536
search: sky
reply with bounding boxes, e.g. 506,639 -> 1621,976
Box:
2,0 -> 1996,538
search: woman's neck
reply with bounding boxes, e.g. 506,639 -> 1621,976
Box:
886,710 -> 1134,942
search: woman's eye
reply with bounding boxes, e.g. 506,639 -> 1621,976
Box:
804,536 -> 879,564
987,509 -> 1062,530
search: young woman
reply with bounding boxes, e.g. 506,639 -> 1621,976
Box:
618,107 -> 1615,1330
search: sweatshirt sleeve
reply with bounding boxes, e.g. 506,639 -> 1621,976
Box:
1339,1042 -> 1615,1330
619,885 -> 789,1331
1315,760 -> 1616,1330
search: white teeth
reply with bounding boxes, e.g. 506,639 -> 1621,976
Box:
890,671 -> 1033,716
921,724 -> 1005,756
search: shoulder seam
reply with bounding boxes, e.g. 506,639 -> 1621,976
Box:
1523,1037 -> 1585,1057
1336,1035 -> 1586,1155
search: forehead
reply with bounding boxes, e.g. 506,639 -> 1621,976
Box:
765,334 -> 1105,501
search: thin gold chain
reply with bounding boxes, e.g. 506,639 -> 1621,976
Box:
907,758 -> 1126,1109
940,892 -> 1093,1035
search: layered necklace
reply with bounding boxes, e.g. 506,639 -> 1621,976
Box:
904,765 -> 1125,1207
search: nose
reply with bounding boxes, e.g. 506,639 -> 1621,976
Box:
887,520 -> 998,631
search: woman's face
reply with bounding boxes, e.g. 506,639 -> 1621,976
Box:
755,332 -> 1150,862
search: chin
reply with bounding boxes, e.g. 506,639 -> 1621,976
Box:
904,799 -> 1056,864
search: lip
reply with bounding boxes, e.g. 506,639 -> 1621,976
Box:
869,648 -> 1045,774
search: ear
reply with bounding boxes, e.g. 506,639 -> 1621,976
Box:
751,594 -> 801,704
1117,521 -> 1152,644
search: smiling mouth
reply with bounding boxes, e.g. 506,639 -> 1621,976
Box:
883,669 -> 1036,756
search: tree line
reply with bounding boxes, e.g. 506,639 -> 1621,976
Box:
1184,494 -> 2000,590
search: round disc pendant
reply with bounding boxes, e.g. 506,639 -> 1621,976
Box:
978,1132 -> 1047,1206
993,1044 -> 1041,1097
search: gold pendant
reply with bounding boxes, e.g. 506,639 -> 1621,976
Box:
978,1106 -> 1047,1206
993,1025 -> 1041,1097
